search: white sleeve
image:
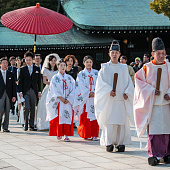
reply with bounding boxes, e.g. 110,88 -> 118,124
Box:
43,68 -> 48,76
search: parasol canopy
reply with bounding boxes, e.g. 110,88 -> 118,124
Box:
1,3 -> 73,52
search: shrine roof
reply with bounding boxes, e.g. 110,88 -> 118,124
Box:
61,0 -> 170,30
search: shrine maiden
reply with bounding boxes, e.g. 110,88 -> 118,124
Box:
94,40 -> 134,152
134,38 -> 170,166
74,55 -> 99,140
46,59 -> 75,142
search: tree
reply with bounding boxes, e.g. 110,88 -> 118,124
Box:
150,0 -> 170,19
0,0 -> 59,17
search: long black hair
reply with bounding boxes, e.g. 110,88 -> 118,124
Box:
46,55 -> 58,71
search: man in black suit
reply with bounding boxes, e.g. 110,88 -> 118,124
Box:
0,58 -> 16,132
18,51 -> 41,131
8,56 -> 17,80
8,56 -> 17,115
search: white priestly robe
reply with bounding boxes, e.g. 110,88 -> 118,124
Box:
73,68 -> 98,121
134,61 -> 170,137
46,72 -> 75,124
94,61 -> 134,146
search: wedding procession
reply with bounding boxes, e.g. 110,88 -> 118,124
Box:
0,38 -> 170,168
1,0 -> 170,169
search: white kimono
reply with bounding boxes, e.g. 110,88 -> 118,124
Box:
94,61 -> 134,146
74,68 -> 98,121
46,72 -> 75,125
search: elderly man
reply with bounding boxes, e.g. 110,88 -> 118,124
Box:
134,37 -> 170,166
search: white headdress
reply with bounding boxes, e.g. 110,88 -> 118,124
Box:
41,53 -> 60,74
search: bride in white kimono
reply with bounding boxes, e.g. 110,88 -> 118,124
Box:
74,55 -> 99,140
46,59 -> 75,142
37,54 -> 60,130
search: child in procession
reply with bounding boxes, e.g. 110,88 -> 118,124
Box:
74,55 -> 99,141
46,59 -> 75,142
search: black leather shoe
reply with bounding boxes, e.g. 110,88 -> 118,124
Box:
3,129 -> 10,132
164,155 -> 170,163
74,123 -> 77,129
17,116 -> 19,122
29,128 -> 37,131
148,157 -> 159,166
106,145 -> 114,152
11,110 -> 15,115
116,145 -> 125,152
24,127 -> 28,131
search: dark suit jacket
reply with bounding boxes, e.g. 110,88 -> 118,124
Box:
0,70 -> 17,103
18,65 -> 41,97
8,66 -> 17,81
34,64 -> 44,91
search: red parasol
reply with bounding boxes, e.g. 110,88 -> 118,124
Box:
1,3 -> 73,52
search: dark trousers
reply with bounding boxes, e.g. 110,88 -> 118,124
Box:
147,126 -> 170,157
24,88 -> 37,129
11,101 -> 16,114
0,91 -> 10,130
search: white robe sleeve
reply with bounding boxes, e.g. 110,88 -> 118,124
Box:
94,67 -> 112,128
46,75 -> 63,121
73,72 -> 90,114
66,76 -> 75,105
166,63 -> 170,96
124,74 -> 135,125
134,68 -> 155,137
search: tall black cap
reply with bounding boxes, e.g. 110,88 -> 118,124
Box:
152,37 -> 165,52
109,40 -> 120,51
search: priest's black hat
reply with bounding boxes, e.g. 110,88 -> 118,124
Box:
152,37 -> 165,52
109,40 -> 120,51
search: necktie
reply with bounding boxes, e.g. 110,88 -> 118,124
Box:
28,66 -> 32,75
3,71 -> 6,84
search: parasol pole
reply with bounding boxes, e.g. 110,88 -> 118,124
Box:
34,34 -> 37,53
34,3 -> 40,54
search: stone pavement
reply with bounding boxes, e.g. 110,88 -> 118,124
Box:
0,115 -> 170,170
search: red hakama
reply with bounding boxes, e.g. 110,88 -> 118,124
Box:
49,102 -> 74,136
78,104 -> 99,138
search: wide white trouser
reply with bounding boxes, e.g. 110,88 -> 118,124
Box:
102,124 -> 125,146
100,116 -> 131,146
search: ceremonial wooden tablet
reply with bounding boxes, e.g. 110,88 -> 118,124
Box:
156,68 -> 162,90
113,73 -> 118,92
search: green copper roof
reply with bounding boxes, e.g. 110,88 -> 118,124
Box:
0,26 -> 113,47
61,0 -> 170,30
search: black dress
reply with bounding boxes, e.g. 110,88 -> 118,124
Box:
65,66 -> 78,80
